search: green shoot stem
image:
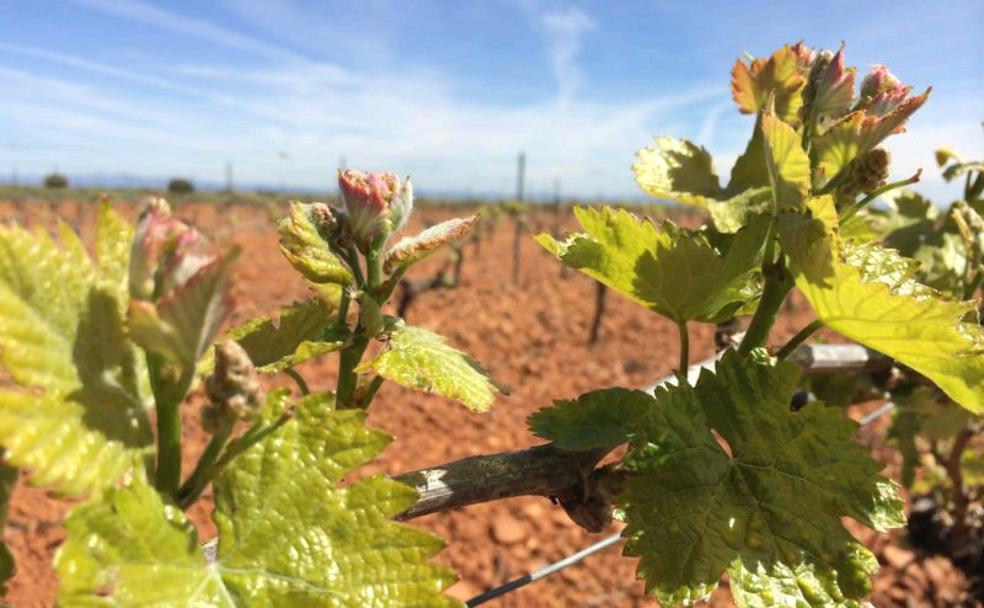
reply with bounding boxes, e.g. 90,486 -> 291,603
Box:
377,265 -> 409,303
285,367 -> 310,395
177,417 -> 234,509
739,256 -> 794,355
199,414 -> 293,492
358,375 -> 385,408
776,319 -> 823,360
840,170 -> 923,223
816,169 -> 850,196
676,321 -> 690,378
366,251 -> 383,290
336,334 -> 370,408
365,232 -> 388,291
154,399 -> 183,498
345,244 -> 366,288
149,354 -> 194,499
334,287 -> 351,330
801,113 -> 814,156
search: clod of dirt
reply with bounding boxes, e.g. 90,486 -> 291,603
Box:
446,579 -> 481,601
491,515 -> 527,545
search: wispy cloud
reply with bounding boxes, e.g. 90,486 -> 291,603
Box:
0,42 -> 190,92
70,0 -> 305,62
5,0 -> 979,199
536,7 -> 596,103
2,1 -> 725,196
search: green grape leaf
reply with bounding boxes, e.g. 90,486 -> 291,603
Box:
858,191 -> 967,294
357,324 -> 501,412
726,118 -> 769,196
761,112 -> 810,210
528,388 -> 652,451
806,48 -> 856,128
812,90 -> 930,186
384,215 -> 478,273
129,252 -> 237,369
0,462 -> 16,594
202,298 -> 347,375
887,398 -> 921,490
730,46 -> 806,125
801,372 -> 866,408
536,206 -> 769,324
889,386 -> 972,487
278,201 -> 353,285
709,187 -> 772,234
632,137 -> 723,207
0,223 -> 152,496
57,397 -> 461,607
942,160 -> 984,182
617,349 -> 903,606
961,449 -> 984,488
214,394 -> 459,605
96,203 -> 135,304
56,474 -> 230,605
780,196 -> 984,413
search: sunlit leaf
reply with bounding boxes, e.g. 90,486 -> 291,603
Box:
528,388 -> 652,451
761,112 -> 810,210
780,196 -> 984,413
0,222 -> 152,496
805,48 -> 856,129
709,188 -> 772,233
56,474 -> 230,605
96,203 -> 135,305
278,201 -> 354,285
202,298 -> 346,375
726,118 -> 769,196
129,252 -> 236,369
0,462 -> 16,594
537,206 -> 769,324
730,45 -> 807,125
56,397 -> 461,607
812,90 -> 930,186
357,324 -> 501,412
615,350 -> 901,606
632,137 -> 722,207
384,216 -> 478,273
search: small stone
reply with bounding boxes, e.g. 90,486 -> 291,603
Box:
902,563 -> 927,588
491,515 -> 526,544
921,556 -> 949,586
881,544 -> 914,569
445,580 -> 481,601
509,543 -> 530,560
521,501 -> 545,520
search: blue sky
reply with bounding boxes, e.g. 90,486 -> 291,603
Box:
0,0 -> 981,200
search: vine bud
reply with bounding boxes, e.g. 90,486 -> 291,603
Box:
338,170 -> 413,251
801,47 -> 855,126
202,341 -> 264,432
851,148 -> 891,193
858,65 -> 911,116
789,40 -> 816,71
860,65 -> 902,99
129,198 -> 208,301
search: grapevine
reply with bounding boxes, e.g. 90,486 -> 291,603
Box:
0,40 -> 980,607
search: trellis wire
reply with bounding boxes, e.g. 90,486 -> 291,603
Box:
465,534 -> 622,607
466,352 -> 897,606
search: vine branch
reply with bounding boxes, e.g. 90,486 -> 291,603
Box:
391,342 -> 891,525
